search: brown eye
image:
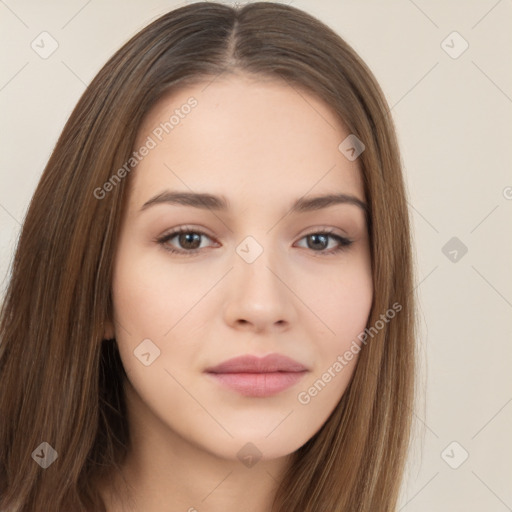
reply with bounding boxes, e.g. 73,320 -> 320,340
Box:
157,228 -> 215,255
176,232 -> 202,250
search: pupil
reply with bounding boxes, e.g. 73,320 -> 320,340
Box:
180,233 -> 200,249
309,234 -> 327,250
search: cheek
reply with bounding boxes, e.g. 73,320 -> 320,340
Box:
110,252 -> 204,409
330,277 -> 373,342
111,249 -> 215,338
301,250 -> 373,343
300,253 -> 373,385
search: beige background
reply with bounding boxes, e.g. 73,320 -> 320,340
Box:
1,0 -> 511,510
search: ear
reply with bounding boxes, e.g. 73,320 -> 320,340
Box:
103,318 -> 115,340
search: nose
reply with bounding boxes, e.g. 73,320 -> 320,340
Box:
222,247 -> 296,334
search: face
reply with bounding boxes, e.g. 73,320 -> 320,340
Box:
108,73 -> 373,463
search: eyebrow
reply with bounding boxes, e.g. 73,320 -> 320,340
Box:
140,190 -> 368,215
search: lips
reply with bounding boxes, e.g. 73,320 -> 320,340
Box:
204,353 -> 309,397
205,353 -> 308,373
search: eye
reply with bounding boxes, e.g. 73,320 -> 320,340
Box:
155,227 -> 353,256
295,229 -> 353,255
156,227 -> 217,256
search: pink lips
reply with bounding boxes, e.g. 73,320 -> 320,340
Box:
204,353 -> 309,398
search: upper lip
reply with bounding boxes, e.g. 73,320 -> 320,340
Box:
205,353 -> 308,374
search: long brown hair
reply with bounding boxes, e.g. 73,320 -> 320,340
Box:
0,2 -> 417,510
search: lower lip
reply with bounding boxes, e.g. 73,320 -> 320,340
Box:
206,371 -> 307,397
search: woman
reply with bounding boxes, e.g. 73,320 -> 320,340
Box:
0,2 -> 417,510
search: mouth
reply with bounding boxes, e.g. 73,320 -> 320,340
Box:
204,353 -> 309,398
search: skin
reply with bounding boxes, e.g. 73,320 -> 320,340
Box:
101,72 -> 373,512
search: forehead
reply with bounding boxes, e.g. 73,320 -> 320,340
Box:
129,74 -> 365,211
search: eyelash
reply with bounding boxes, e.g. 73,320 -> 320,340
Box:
155,226 -> 353,257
